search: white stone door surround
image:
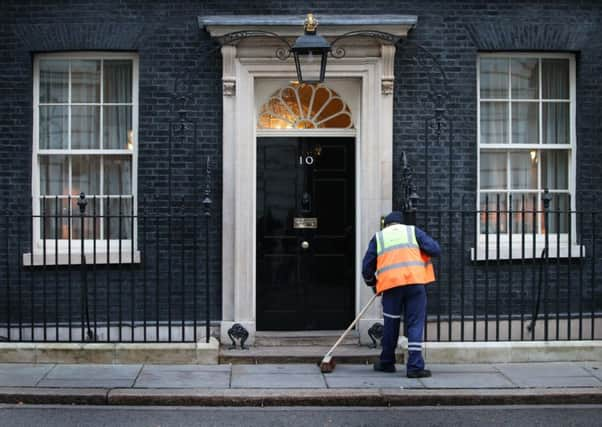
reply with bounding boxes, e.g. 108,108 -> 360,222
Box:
200,15 -> 417,344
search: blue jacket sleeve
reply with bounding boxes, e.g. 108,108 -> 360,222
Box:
361,236 -> 378,286
415,227 -> 441,257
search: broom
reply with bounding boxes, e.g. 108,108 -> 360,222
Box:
319,293 -> 379,373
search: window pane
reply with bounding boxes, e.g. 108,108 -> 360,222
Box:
511,58 -> 538,99
480,102 -> 508,144
511,102 -> 538,144
104,197 -> 132,239
39,60 -> 68,103
39,155 -> 68,195
41,198 -> 70,239
541,150 -> 569,190
480,58 -> 508,99
543,103 -> 569,144
103,60 -> 132,103
71,60 -> 100,103
103,155 -> 132,195
480,193 -> 507,234
39,106 -> 68,149
544,193 -> 569,234
71,155 -> 100,196
510,193 -> 538,235
510,151 -> 537,189
71,106 -> 100,149
542,59 -> 569,99
103,106 -> 132,149
480,152 -> 507,189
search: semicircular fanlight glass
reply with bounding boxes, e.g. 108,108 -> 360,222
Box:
258,83 -> 354,129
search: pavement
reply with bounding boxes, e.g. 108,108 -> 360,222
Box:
0,361 -> 600,406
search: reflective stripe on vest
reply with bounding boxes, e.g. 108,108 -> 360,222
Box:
375,224 -> 435,293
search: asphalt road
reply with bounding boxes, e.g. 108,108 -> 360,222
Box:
1,405 -> 601,427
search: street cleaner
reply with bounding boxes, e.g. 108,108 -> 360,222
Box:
362,211 -> 441,378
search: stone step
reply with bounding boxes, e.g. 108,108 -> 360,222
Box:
254,331 -> 359,347
219,345 -> 404,365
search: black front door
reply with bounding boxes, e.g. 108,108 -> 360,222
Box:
257,137 -> 355,330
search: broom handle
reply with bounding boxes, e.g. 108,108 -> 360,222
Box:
324,293 -> 379,358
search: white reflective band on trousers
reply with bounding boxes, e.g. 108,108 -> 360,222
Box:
383,312 -> 401,319
408,342 -> 422,351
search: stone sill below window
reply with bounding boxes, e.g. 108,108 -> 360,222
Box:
470,244 -> 586,262
22,251 -> 141,267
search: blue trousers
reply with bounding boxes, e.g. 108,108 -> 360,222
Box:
380,284 -> 427,373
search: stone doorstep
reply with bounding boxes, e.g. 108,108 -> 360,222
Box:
219,345 -> 404,365
0,338 -> 220,364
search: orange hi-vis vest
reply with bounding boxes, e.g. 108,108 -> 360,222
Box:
375,224 -> 435,294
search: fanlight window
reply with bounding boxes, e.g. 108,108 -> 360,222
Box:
258,83 -> 354,129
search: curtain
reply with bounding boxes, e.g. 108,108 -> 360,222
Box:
480,58 -> 508,99
39,155 -> 69,238
104,156 -> 132,239
542,59 -> 569,99
103,61 -> 132,149
510,152 -> 537,190
541,150 -> 568,190
543,103 -> 569,145
480,152 -> 506,189
480,102 -> 508,144
511,58 -> 538,99
71,60 -> 100,103
542,59 -> 570,145
511,102 -> 538,144
39,60 -> 68,103
71,106 -> 100,149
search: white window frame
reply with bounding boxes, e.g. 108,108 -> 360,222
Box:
27,52 -> 140,265
475,52 -> 583,260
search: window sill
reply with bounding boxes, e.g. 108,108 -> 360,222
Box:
22,251 -> 141,266
470,244 -> 585,261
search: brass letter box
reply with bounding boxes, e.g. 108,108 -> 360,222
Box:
293,217 -> 318,229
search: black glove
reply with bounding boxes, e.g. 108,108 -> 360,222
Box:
370,285 -> 377,294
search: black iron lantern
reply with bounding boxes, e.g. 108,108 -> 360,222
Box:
291,14 -> 331,84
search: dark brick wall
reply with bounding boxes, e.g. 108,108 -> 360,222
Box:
0,1 -> 601,338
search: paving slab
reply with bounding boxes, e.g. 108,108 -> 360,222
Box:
36,364 -> 141,388
581,364 -> 602,381
507,376 -> 602,388
0,364 -> 54,387
495,362 -> 591,378
231,373 -> 326,389
325,375 -> 423,389
135,366 -> 230,388
44,364 -> 142,379
428,363 -> 499,373
232,364 -> 320,375
419,372 -> 518,389
139,364 -> 231,372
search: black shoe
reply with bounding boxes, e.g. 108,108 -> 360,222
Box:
407,369 -> 431,378
373,361 -> 396,373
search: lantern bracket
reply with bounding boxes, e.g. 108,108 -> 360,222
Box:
218,30 -> 293,60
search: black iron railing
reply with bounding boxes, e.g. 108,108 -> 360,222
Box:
414,196 -> 600,342
0,193 -> 215,343
0,194 -> 599,343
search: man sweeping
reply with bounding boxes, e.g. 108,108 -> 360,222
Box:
362,211 -> 441,378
